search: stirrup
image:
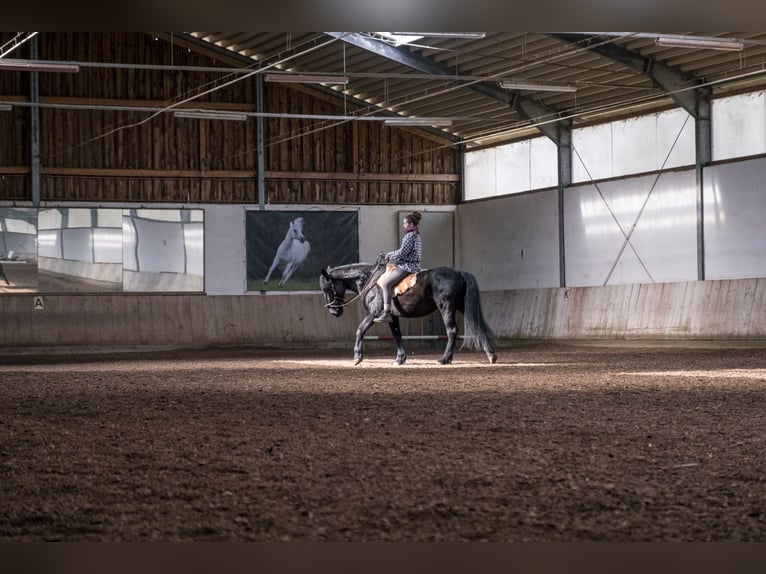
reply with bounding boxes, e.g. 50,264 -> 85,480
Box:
374,310 -> 393,323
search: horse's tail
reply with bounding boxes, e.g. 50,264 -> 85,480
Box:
459,271 -> 496,354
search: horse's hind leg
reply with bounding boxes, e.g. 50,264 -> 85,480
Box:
389,317 -> 406,366
437,306 -> 459,365
279,261 -> 295,287
264,257 -> 280,283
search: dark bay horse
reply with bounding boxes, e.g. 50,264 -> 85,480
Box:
320,262 -> 497,365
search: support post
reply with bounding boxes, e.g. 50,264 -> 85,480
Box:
695,88 -> 712,281
557,124 -> 572,288
256,74 -> 265,209
30,38 -> 41,207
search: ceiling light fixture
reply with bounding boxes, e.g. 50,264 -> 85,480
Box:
654,36 -> 744,51
0,58 -> 80,73
391,32 -> 487,39
0,103 -> 12,111
500,80 -> 578,93
264,73 -> 349,85
174,110 -> 248,121
383,117 -> 453,127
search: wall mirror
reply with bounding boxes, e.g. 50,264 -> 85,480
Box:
0,207 -> 38,292
0,207 -> 204,293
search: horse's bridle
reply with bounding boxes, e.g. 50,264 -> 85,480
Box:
324,262 -> 385,308
324,279 -> 345,308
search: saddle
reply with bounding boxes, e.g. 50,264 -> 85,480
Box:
376,263 -> 418,296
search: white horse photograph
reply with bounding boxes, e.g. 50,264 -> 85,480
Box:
263,216 -> 311,287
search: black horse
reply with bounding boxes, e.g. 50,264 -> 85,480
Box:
320,261 -> 497,365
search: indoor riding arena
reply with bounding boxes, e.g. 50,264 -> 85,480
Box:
2,32 -> 765,543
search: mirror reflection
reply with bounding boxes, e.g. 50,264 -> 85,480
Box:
0,207 -> 38,292
38,207 -> 123,292
0,207 -> 204,293
123,209 -> 204,292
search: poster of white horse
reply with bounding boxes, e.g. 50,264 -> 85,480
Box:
263,216 -> 311,287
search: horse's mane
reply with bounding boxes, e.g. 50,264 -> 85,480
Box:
329,262 -> 375,280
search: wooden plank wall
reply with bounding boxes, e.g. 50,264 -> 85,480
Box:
0,293 -> 365,349
1,278 -> 765,351
483,278 -> 766,340
0,32 -> 459,206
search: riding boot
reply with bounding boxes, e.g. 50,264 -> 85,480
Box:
374,305 -> 393,323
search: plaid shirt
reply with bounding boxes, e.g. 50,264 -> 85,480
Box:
386,228 -> 422,273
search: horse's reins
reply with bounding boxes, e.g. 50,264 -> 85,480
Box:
325,261 -> 386,308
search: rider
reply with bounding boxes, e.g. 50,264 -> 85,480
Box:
374,210 -> 423,323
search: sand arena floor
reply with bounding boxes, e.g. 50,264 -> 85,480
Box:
1,341 -> 764,541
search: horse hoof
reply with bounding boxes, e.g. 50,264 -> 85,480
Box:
354,358 -> 363,366
489,353 -> 497,364
438,358 -> 452,365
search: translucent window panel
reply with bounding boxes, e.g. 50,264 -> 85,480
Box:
496,140 -> 531,195
572,122 -> 613,182
464,147 -> 496,200
712,91 -> 766,161
138,209 -> 182,222
656,108 -> 695,168
97,208 -> 123,228
573,109 -> 695,183
465,136 -> 558,200
2,217 -> 36,235
67,208 -> 93,228
530,136 -> 558,189
38,208 -> 63,230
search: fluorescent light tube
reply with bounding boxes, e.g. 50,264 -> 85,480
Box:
0,59 -> 80,73
264,74 -> 349,85
392,33 -> 487,39
655,36 -> 744,51
383,117 -> 452,127
500,80 -> 578,92
0,103 -> 12,111
174,110 -> 248,121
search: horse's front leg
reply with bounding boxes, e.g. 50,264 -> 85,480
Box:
353,314 -> 376,365
279,261 -> 295,287
389,316 -> 407,365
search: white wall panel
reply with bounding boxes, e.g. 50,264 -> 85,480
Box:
456,190 -> 559,290
704,157 -> 766,279
565,170 -> 698,286
204,205 -> 245,294
93,228 -> 123,263
62,228 -> 94,262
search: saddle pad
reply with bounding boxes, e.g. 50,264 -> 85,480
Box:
376,263 -> 418,296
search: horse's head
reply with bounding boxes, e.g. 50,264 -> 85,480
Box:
320,267 -> 345,317
290,217 -> 306,243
